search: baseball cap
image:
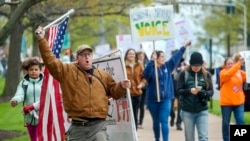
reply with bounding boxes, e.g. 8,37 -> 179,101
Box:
76,44 -> 93,55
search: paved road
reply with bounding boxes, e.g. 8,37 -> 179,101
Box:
137,75 -> 223,141
137,109 -> 223,141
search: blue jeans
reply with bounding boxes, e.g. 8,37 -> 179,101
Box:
147,99 -> 171,141
221,104 -> 245,141
180,110 -> 208,141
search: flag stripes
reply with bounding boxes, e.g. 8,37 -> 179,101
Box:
38,17 -> 69,141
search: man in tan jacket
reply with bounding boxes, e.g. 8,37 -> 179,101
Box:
35,26 -> 131,141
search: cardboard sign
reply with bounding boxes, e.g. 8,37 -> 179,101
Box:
93,55 -> 137,141
130,5 -> 175,42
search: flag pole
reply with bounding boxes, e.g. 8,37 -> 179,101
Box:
44,9 -> 75,30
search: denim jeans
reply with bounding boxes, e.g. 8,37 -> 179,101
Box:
180,110 -> 208,141
221,104 -> 245,141
147,99 -> 171,141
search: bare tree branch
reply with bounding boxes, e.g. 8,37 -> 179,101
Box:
0,0 -> 46,46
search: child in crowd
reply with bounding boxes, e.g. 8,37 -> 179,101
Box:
10,57 -> 44,141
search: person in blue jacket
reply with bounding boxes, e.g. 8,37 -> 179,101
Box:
142,41 -> 191,141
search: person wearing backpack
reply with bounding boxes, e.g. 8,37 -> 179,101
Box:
10,57 -> 44,141
176,52 -> 214,141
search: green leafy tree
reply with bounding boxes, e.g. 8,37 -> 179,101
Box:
0,0 -> 45,98
199,1 -> 249,55
0,0 -> 152,98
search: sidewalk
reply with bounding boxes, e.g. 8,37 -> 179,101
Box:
137,109 -> 223,141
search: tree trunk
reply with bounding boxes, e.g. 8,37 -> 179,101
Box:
0,0 -> 45,46
2,6 -> 23,98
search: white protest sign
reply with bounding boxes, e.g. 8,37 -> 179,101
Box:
93,56 -> 125,82
116,34 -> 141,53
175,18 -> 194,46
93,55 -> 137,141
130,5 -> 175,42
95,44 -> 111,57
240,51 -> 250,83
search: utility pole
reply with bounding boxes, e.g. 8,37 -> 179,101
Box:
209,38 -> 213,109
227,34 -> 231,57
237,2 -> 247,49
177,1 -> 247,49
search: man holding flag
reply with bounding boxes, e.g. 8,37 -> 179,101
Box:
35,24 -> 131,141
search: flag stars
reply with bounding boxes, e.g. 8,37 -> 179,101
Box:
51,17 -> 69,58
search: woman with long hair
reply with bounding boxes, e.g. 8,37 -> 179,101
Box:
220,55 -> 245,141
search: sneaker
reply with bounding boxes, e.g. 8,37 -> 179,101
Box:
170,119 -> 174,127
176,125 -> 183,131
138,124 -> 144,129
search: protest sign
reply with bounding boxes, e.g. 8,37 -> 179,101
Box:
93,53 -> 137,141
130,5 -> 175,42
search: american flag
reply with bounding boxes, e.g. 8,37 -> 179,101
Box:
38,17 -> 69,141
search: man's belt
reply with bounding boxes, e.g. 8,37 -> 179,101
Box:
71,118 -> 104,126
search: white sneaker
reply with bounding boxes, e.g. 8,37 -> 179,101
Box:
138,124 -> 144,129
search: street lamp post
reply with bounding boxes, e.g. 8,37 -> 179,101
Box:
177,1 -> 247,49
